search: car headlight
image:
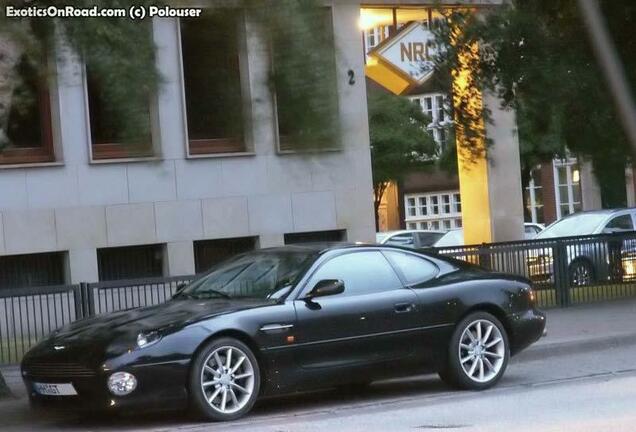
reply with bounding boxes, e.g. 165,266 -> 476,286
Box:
107,372 -> 137,396
136,330 -> 162,349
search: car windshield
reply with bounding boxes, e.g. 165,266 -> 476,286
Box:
177,250 -> 317,300
536,213 -> 608,239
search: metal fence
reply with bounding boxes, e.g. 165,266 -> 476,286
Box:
3,232 -> 636,364
0,275 -> 194,365
430,231 -> 636,309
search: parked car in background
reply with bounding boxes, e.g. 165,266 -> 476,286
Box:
22,244 -> 545,421
528,209 -> 636,286
434,229 -> 464,248
376,230 -> 445,248
524,223 -> 545,239
433,223 -> 545,248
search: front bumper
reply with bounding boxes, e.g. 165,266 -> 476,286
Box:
22,360 -> 190,413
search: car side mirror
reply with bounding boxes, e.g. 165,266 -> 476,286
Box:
306,279 -> 344,299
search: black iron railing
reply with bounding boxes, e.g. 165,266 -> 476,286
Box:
0,276 -> 194,365
3,231 -> 636,364
429,231 -> 636,309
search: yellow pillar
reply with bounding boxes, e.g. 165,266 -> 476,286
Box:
451,39 -> 493,245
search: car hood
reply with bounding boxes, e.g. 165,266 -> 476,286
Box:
26,298 -> 273,360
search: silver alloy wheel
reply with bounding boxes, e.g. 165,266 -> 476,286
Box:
200,346 -> 255,415
571,264 -> 592,286
458,319 -> 505,383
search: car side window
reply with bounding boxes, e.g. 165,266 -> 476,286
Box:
383,251 -> 438,285
385,233 -> 415,247
417,232 -> 443,247
304,251 -> 402,297
604,215 -> 634,232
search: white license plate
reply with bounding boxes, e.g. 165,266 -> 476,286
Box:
33,382 -> 78,396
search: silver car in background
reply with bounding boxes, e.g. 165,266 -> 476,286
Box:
376,229 -> 445,248
528,209 -> 636,286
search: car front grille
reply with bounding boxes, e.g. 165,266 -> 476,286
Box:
23,362 -> 97,379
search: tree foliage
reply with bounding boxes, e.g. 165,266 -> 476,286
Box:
436,1 -> 636,204
368,87 -> 437,226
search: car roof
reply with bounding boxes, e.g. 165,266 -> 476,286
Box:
379,229 -> 446,236
561,208 -> 636,218
259,242 -> 428,255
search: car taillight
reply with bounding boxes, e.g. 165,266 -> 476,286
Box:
528,287 -> 536,305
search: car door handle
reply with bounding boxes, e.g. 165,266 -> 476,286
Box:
394,303 -> 416,313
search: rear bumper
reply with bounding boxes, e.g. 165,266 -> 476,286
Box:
509,308 -> 546,356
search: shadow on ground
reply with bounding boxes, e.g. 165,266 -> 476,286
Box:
27,374 -> 453,430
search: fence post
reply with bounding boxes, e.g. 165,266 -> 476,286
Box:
478,243 -> 492,270
553,243 -> 571,307
73,285 -> 85,320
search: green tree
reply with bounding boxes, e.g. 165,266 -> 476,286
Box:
436,0 -> 636,207
368,88 -> 438,230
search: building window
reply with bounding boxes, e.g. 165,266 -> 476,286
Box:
525,167 -> 545,224
284,230 -> 346,244
0,52 -> 55,165
273,7 -> 339,152
97,244 -> 165,281
404,191 -> 461,232
86,67 -> 154,160
0,252 -> 66,289
554,158 -> 581,218
180,9 -> 246,155
194,237 -> 258,274
363,25 -> 390,56
409,92 -> 451,156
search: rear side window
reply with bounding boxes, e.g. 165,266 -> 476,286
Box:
385,233 -> 415,247
417,232 -> 444,247
604,215 -> 634,232
384,251 -> 438,285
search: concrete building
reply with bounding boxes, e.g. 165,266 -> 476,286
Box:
0,4 -> 376,288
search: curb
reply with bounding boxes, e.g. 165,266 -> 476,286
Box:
516,331 -> 636,362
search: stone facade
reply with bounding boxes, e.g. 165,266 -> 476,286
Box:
0,5 -> 376,283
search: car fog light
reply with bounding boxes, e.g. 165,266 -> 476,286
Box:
107,372 -> 137,396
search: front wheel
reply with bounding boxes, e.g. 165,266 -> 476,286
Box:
439,312 -> 510,390
189,337 -> 260,422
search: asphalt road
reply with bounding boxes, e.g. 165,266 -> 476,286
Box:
2,340 -> 636,431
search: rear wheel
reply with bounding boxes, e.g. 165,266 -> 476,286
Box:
189,337 -> 260,422
439,312 -> 509,390
569,260 -> 595,286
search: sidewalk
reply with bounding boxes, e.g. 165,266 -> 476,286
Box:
1,298 -> 635,400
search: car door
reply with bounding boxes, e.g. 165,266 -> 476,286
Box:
382,250 -> 455,364
292,250 -> 420,371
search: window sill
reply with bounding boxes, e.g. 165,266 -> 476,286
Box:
0,161 -> 64,170
186,151 -> 256,160
276,147 -> 341,156
89,156 -> 162,165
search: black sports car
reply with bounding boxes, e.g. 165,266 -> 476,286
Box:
22,244 -> 546,421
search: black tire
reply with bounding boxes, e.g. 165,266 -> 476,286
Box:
189,337 -> 260,422
439,311 -> 510,390
568,259 -> 595,286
